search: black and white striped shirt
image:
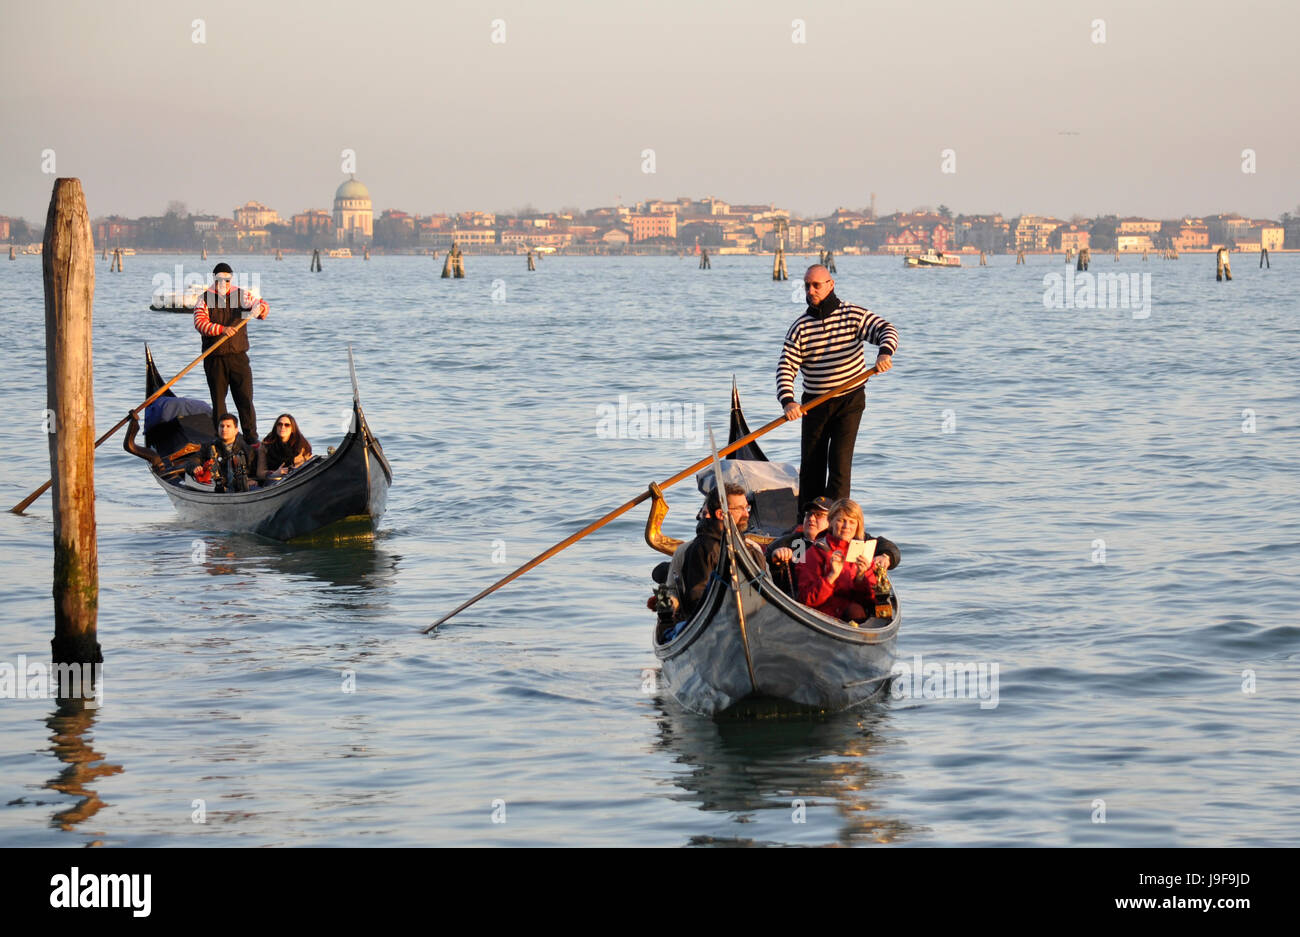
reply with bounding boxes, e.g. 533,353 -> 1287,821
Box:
777,301 -> 899,405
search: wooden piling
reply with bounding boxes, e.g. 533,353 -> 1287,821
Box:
275,248 -> 282,262
1114,250 -> 1119,262
1216,247 -> 1232,281
978,250 -> 987,266
1077,247 -> 1090,271
7,245 -> 13,261
824,250 -> 836,273
363,245 -> 370,261
452,245 -> 465,278
310,249 -> 322,272
1260,247 -> 1269,269
772,243 -> 787,280
698,248 -> 710,270
1016,250 -> 1024,265
527,249 -> 536,271
441,250 -> 452,278
43,179 -> 101,667
1142,249 -> 1148,262
201,247 -> 207,261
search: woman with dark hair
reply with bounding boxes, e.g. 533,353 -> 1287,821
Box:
257,413 -> 312,482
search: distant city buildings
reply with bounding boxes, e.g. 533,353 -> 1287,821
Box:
11,181 -> 1293,254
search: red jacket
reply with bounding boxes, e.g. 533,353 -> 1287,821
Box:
796,535 -> 878,612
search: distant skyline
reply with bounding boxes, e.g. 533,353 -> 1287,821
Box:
2,0 -> 1297,223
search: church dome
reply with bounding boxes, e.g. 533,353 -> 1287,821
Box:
335,177 -> 370,201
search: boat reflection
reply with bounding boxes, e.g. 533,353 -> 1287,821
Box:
193,534 -> 401,592
652,698 -> 915,846
44,699 -> 123,838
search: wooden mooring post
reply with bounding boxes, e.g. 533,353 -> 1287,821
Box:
822,250 -> 836,273
275,248 -> 282,262
7,244 -> 14,261
978,250 -> 987,266
1016,250 -> 1025,265
310,249 -> 322,272
698,248 -> 710,270
201,247 -> 207,261
363,245 -> 370,261
527,249 -> 536,271
772,243 -> 787,280
1076,247 -> 1090,271
1260,247 -> 1269,268
43,179 -> 101,670
109,248 -> 123,272
441,248 -> 453,278
1216,247 -> 1232,281
451,244 -> 465,278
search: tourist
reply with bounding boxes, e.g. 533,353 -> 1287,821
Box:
796,498 -> 900,623
258,413 -> 312,482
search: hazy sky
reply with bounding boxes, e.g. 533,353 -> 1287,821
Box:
2,0 -> 1296,222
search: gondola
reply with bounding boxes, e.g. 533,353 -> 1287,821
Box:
646,386 -> 900,716
137,345 -> 392,541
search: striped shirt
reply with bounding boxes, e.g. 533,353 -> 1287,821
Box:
193,283 -> 266,337
777,301 -> 898,405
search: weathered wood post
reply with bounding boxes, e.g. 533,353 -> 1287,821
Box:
201,246 -> 207,261
1076,247 -> 1090,271
43,179 -> 101,670
978,250 -> 987,266
310,249 -> 322,272
527,249 -> 536,271
772,242 -> 787,280
7,244 -> 13,261
1260,247 -> 1269,268
441,248 -> 453,278
824,250 -> 836,273
1216,247 -> 1232,281
1065,248 -> 1073,263
1142,249 -> 1148,262
698,248 -> 710,270
275,248 -> 282,262
1114,250 -> 1119,262
363,245 -> 370,261
452,245 -> 465,278
1016,250 -> 1025,265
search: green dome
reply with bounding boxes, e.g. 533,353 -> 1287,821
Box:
335,177 -> 370,201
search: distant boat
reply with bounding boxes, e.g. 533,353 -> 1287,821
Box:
904,249 -> 960,268
150,284 -> 206,312
119,248 -> 137,256
327,248 -> 352,258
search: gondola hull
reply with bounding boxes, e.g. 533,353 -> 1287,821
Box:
143,347 -> 391,541
655,537 -> 900,716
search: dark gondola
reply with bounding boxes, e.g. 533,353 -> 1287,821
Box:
139,345 -> 392,541
648,387 -> 900,716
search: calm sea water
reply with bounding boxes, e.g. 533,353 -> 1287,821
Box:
1,251 -> 1297,847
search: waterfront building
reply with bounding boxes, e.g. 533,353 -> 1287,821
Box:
1014,215 -> 1064,252
234,200 -> 281,227
333,176 -> 373,244
1117,234 -> 1155,252
630,212 -> 677,242
0,216 -> 8,241
293,209 -> 334,237
1053,225 -> 1090,252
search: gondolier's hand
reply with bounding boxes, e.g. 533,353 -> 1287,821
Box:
875,354 -> 893,373
783,402 -> 803,421
254,300 -> 269,319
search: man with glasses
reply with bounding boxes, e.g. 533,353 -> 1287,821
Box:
676,483 -> 764,619
193,261 -> 269,441
777,264 -> 898,509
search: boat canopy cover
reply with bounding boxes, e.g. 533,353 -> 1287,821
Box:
696,459 -> 798,498
144,396 -> 211,432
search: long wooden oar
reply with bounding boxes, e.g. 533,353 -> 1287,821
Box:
423,367 -> 881,632
10,318 -> 250,514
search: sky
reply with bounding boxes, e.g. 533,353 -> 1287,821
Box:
1,0 -> 1297,223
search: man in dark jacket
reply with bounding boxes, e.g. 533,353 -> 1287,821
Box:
193,262 -> 269,439
198,413 -> 254,493
677,483 -> 759,618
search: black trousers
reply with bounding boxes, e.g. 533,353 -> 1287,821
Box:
799,386 -> 865,510
203,351 -> 257,441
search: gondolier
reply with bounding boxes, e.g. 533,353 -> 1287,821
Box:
193,262 -> 269,440
777,264 -> 897,509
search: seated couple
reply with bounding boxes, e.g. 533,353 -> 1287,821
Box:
196,412 -> 313,492
765,496 -> 900,623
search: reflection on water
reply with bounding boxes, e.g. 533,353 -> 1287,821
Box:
654,700 -> 916,846
44,700 -> 123,839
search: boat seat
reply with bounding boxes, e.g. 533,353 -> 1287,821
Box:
751,487 -> 797,535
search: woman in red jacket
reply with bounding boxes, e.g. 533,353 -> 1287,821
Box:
795,498 -> 897,623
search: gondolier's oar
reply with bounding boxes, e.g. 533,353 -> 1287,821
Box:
423,367 -> 882,632
9,318 -> 251,514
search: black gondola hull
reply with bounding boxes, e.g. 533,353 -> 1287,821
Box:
143,347 -> 391,541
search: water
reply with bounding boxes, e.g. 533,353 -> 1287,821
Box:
1,251 -> 1297,846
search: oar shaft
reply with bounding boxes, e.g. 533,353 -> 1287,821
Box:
9,318 -> 250,514
423,368 -> 879,632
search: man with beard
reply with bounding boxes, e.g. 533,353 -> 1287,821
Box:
676,483 -> 764,619
777,264 -> 898,509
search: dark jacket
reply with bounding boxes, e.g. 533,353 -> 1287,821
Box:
678,518 -> 724,617
257,436 -> 311,479
201,435 -> 253,492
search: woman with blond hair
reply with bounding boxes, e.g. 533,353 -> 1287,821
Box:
795,497 -> 900,622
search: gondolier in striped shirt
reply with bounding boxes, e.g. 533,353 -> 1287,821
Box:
777,264 -> 898,509
193,262 -> 269,440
